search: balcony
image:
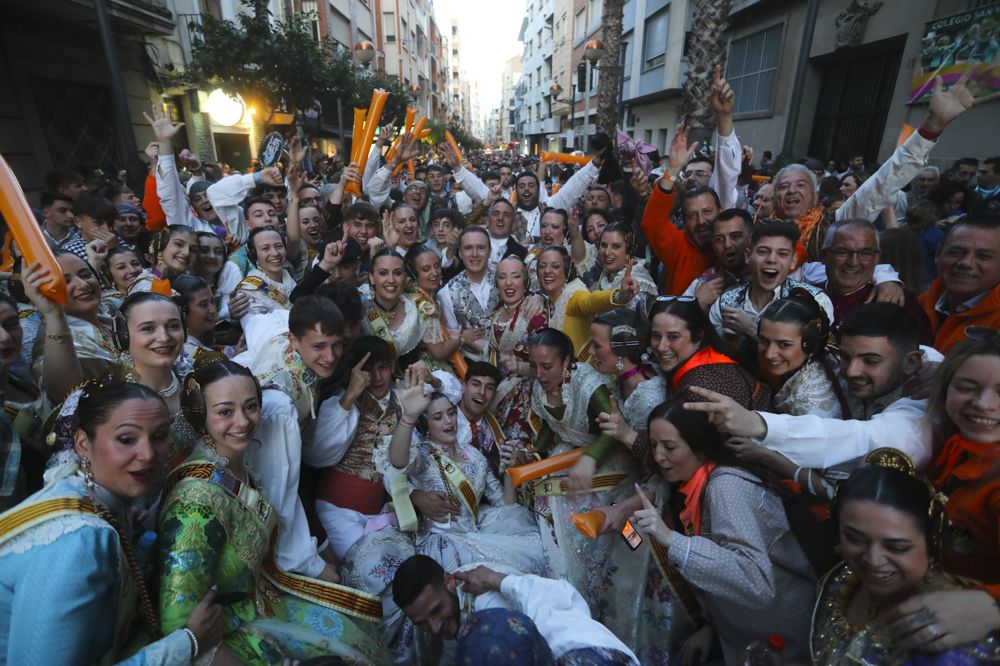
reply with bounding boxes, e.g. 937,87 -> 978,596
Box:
542,117 -> 560,133
2,0 -> 176,35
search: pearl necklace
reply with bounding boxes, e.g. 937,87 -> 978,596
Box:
157,373 -> 179,399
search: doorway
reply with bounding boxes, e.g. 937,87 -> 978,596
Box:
808,44 -> 903,167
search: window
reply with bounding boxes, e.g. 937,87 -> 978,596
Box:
574,9 -> 586,41
642,9 -> 668,69
384,12 -> 396,43
588,0 -> 601,31
727,23 -> 783,114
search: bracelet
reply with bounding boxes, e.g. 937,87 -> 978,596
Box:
182,627 -> 199,660
792,466 -> 803,485
46,332 -> 72,344
806,470 -> 817,496
400,416 -> 417,428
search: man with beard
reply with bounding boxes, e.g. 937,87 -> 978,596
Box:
774,72 -> 996,261
919,216 -> 1000,352
682,208 -> 753,309
393,556 -> 637,664
685,302 -> 934,472
709,220 -> 833,349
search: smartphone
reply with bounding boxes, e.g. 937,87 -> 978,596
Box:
621,519 -> 643,550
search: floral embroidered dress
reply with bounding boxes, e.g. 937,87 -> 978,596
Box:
158,445 -> 389,665
488,300 -> 547,450
773,352 -> 846,419
379,437 -> 545,576
236,268 -> 295,320
810,562 -> 1000,665
527,362 -> 638,615
0,457 -> 192,665
359,286 -> 448,373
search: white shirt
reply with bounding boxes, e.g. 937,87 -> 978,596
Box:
488,235 -> 510,268
756,395 -> 932,471
837,132 -> 936,224
462,572 -> 638,662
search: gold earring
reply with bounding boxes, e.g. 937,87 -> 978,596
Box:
79,456 -> 96,492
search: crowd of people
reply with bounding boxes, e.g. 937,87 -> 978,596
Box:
0,66 -> 998,666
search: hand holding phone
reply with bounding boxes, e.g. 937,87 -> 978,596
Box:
620,519 -> 643,550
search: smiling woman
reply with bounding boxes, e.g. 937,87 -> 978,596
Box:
236,227 -> 296,321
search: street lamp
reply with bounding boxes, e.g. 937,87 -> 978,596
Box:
548,83 -> 563,100
354,40 -> 376,65
583,39 -> 605,64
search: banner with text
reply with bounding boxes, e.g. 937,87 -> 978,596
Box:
909,3 -> 1000,104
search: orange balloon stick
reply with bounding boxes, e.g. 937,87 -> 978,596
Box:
346,90 -> 389,197
444,130 -> 464,164
540,150 -> 591,166
506,447 -> 585,488
386,107 -> 416,164
350,108 -> 367,166
0,153 -> 67,304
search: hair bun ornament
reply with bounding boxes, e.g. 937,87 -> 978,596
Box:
864,448 -> 917,476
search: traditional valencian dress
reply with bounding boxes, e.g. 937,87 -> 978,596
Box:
380,436 -> 545,576
359,285 -> 449,373
526,362 -> 637,614
236,268 -> 295,319
0,454 -> 193,664
810,562 -> 1000,665
772,351 -> 847,419
488,299 -> 547,451
158,444 -> 388,665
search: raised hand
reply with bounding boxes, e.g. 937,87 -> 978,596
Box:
565,454 -> 597,494
228,291 -> 251,321
319,240 -> 346,272
258,166 -> 283,187
288,135 -> 307,171
342,352 -> 371,407
442,141 -> 462,170
21,262 -> 63,317
142,105 -> 185,151
143,141 -> 160,165
85,239 -> 109,271
683,386 -> 767,438
710,64 -> 735,135
618,260 -> 638,303
398,364 -> 432,421
630,163 -> 651,198
596,397 -> 638,447
694,276 -> 725,311
925,66 -> 1000,133
666,124 -> 699,179
630,482 -> 672,546
91,227 -> 119,251
381,209 -> 400,249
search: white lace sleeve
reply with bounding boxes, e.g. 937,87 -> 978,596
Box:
421,314 -> 445,345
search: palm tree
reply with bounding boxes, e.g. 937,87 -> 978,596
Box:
595,0 -> 625,136
680,0 -> 732,141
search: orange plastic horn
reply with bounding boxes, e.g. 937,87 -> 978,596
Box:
751,174 -> 772,183
386,106 -> 416,164
571,510 -> 607,539
445,130 -> 465,164
506,447 -> 585,488
346,89 -> 389,197
0,153 -> 67,304
540,150 -> 591,166
350,108 -> 367,166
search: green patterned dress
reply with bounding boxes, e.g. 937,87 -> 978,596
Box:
157,447 -> 389,665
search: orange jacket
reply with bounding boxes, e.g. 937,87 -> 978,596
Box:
143,171 -> 167,231
919,279 -> 1000,354
641,186 -> 714,295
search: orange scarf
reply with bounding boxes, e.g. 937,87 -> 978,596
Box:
931,434 -> 1000,489
796,206 -> 825,248
679,462 -> 716,535
671,347 -> 737,390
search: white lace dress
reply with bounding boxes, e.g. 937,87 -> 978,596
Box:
377,438 -> 545,576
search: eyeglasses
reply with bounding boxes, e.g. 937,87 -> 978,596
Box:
828,247 -> 878,261
965,326 -> 1000,341
681,170 -> 710,179
654,295 -> 696,303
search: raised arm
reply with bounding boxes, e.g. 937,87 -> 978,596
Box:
707,66 -> 741,210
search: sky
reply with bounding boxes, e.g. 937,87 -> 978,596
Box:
433,0 -> 523,111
